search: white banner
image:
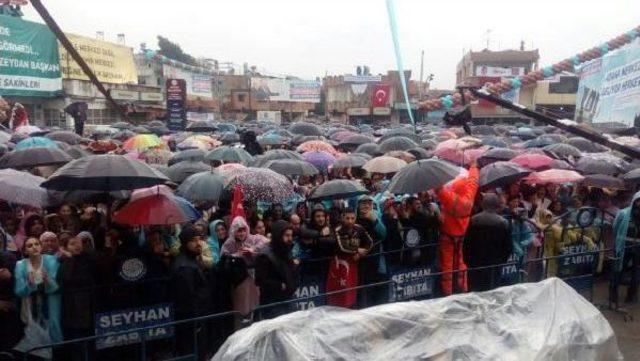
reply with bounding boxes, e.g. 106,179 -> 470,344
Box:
163,64 -> 212,99
0,74 -> 62,92
475,65 -> 525,77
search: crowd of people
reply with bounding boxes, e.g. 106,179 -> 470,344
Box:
0,118 -> 639,360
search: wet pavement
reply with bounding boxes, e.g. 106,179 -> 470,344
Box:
593,282 -> 640,360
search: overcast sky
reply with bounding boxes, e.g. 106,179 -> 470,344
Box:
22,0 -> 638,88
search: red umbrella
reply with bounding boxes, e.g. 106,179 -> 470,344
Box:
113,194 -> 189,225
511,154 -> 555,170
525,169 -> 585,185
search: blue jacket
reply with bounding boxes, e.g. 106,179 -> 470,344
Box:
14,255 -> 63,343
612,191 -> 640,272
207,220 -> 224,265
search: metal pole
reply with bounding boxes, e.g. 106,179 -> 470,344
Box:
29,0 -> 129,121
467,87 -> 640,160
419,50 -> 424,101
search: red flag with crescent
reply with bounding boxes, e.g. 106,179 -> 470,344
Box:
371,84 -> 391,107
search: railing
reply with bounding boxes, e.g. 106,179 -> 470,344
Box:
17,209 -> 639,360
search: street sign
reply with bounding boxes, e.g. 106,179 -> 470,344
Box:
166,79 -> 186,131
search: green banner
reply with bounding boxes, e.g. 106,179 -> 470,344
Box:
0,15 -> 62,97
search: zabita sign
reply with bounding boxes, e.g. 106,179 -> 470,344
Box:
0,15 -> 62,97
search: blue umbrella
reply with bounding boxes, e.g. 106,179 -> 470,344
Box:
15,136 -> 58,150
173,195 -> 201,220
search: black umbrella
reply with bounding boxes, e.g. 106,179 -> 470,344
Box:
307,179 -> 368,200
169,149 -> 205,165
575,155 -> 627,175
479,161 -> 531,189
523,137 -> 555,149
45,131 -> 82,145
112,129 -> 137,141
387,159 -> 461,194
291,135 -> 325,146
66,145 -> 91,159
481,137 -> 508,148
470,125 -> 496,135
332,154 -> 368,169
378,136 -> 419,152
264,159 -> 319,176
206,146 -> 254,165
583,174 -> 627,189
218,132 -> 240,144
167,160 -> 211,183
379,130 -> 421,143
147,120 -> 165,128
131,126 -> 151,134
567,137 -> 608,153
251,149 -> 304,167
41,155 -> 169,191
339,134 -> 374,147
477,148 -> 519,167
187,121 -> 217,133
407,147 -> 431,160
543,143 -> 581,158
0,147 -> 72,169
48,189 -> 131,205
550,159 -> 574,170
288,122 -> 322,136
147,125 -> 171,136
110,122 -> 132,130
355,143 -> 382,156
623,168 -> 640,183
421,139 -> 439,150
176,170 -> 225,203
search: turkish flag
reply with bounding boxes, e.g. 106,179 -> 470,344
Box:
371,84 -> 391,107
325,255 -> 358,308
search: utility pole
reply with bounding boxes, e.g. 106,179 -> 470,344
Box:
418,50 -> 424,123
29,0 -> 128,121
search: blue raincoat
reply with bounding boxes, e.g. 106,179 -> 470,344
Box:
612,190 -> 640,272
207,220 -> 224,265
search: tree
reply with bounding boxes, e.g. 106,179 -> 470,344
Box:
157,36 -> 198,66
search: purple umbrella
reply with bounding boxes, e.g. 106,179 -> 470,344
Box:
302,151 -> 336,172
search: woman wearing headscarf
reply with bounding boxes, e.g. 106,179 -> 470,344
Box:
535,209 -> 595,277
207,220 -> 227,265
13,213 -> 45,252
221,216 -> 267,322
13,237 -> 62,355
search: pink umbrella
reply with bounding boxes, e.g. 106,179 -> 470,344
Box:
525,169 -> 585,185
330,131 -> 357,142
363,156 -> 407,174
297,140 -> 339,156
511,154 -> 555,170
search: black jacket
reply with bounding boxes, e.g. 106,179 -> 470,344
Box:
58,252 -> 99,330
170,253 -> 213,319
463,211 -> 512,292
255,221 -> 300,305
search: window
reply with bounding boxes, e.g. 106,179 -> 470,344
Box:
238,94 -> 246,102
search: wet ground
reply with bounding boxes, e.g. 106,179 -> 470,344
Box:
592,282 -> 640,360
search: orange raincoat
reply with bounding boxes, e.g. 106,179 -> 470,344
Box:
436,165 -> 479,295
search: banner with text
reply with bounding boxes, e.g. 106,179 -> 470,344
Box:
251,77 -> 320,103
94,303 -> 173,350
60,33 -> 138,84
0,15 -> 62,97
162,64 -> 212,99
576,39 -> 640,126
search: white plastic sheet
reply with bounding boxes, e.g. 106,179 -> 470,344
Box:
213,278 -> 621,361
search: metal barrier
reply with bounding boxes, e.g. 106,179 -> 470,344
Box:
19,211 -> 638,360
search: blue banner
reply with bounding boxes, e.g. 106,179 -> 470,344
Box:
94,303 -> 173,350
388,265 -> 435,302
293,276 -> 325,311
